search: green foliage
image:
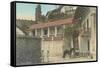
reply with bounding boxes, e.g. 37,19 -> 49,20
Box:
64,25 -> 74,49
64,25 -> 74,37
64,24 -> 80,40
74,6 -> 90,23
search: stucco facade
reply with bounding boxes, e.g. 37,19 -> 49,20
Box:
78,8 -> 96,59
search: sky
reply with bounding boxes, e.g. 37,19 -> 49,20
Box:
16,3 -> 57,20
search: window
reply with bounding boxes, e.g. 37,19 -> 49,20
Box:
83,22 -> 86,30
87,19 -> 89,29
37,29 -> 41,36
43,29 -> 48,36
32,30 -> 35,36
57,26 -> 63,34
91,13 -> 96,31
50,27 -> 55,35
87,40 -> 90,51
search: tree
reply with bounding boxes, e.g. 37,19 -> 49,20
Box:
63,23 -> 80,51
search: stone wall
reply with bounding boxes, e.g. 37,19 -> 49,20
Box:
16,36 -> 41,65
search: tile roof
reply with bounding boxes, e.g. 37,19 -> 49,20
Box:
28,17 -> 77,30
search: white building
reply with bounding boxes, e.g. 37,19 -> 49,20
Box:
16,27 -> 25,36
27,18 -> 74,62
78,7 -> 96,59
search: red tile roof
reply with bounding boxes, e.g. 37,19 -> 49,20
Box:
28,17 -> 77,30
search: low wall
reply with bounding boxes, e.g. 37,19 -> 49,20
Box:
16,36 -> 41,65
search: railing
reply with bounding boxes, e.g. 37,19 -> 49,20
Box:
80,28 -> 91,37
32,33 -> 64,38
57,33 -> 64,37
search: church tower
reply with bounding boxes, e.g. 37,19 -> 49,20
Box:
35,4 -> 42,23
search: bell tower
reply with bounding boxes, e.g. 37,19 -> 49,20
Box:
35,4 -> 42,23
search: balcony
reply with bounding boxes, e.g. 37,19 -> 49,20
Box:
57,33 -> 64,37
80,28 -> 91,37
42,33 -> 64,38
43,34 -> 64,41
